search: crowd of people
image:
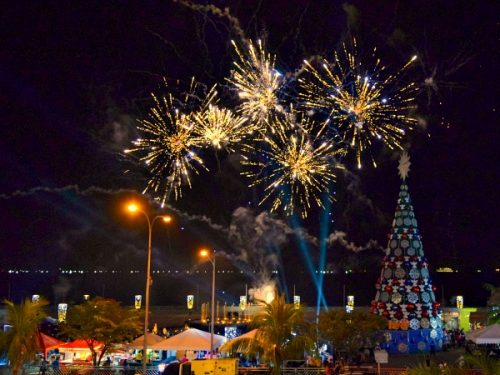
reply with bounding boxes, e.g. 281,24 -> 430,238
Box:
314,348 -> 379,375
38,356 -> 59,375
442,328 -> 466,350
322,357 -> 343,375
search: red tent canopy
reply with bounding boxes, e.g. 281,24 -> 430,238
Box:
38,332 -> 65,356
60,339 -> 103,349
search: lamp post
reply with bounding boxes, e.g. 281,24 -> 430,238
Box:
456,295 -> 464,330
127,203 -> 172,374
200,248 -> 216,358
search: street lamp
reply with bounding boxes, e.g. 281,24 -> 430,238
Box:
126,202 -> 172,373
199,248 -> 216,358
346,295 -> 354,313
187,295 -> 194,323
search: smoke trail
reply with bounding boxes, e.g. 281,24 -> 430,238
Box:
223,207 -> 318,302
0,184 -> 228,233
0,185 -> 136,199
2,184 -> 384,305
173,0 -> 247,43
52,277 -> 72,302
327,230 -> 384,252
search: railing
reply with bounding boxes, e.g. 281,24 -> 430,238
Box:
281,368 -> 325,375
17,365 -> 412,375
376,368 -> 408,375
21,366 -> 158,375
238,367 -> 270,375
235,366 -> 409,375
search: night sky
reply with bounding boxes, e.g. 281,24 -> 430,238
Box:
0,1 -> 498,306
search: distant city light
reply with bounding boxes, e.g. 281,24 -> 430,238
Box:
436,267 -> 455,273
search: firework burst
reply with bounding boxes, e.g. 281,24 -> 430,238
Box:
242,110 -> 339,218
227,39 -> 284,129
125,79 -> 214,204
299,39 -> 418,168
193,104 -> 251,152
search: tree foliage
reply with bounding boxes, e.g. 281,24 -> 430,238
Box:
60,297 -> 142,366
408,363 -> 468,375
0,298 -> 48,375
318,309 -> 386,354
464,353 -> 500,375
484,283 -> 500,324
223,294 -> 315,375
408,354 -> 500,375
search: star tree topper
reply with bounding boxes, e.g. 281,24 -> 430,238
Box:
398,151 -> 411,180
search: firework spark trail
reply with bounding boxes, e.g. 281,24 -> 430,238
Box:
125,79 -> 216,204
299,39 -> 418,169
227,39 -> 285,130
241,110 -> 340,218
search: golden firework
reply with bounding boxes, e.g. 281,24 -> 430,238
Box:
125,79 -> 214,204
227,39 -> 284,129
193,104 -> 251,152
242,110 -> 339,218
299,39 -> 418,168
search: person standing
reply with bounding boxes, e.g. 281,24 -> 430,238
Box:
430,341 -> 436,358
326,361 -> 333,375
52,357 -> 60,372
39,357 -> 48,375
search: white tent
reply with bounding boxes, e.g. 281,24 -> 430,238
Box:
150,328 -> 226,351
220,329 -> 258,353
128,333 -> 165,349
466,324 -> 500,344
466,326 -> 486,340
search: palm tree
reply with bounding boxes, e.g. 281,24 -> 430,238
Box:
0,298 -> 48,375
223,294 -> 315,375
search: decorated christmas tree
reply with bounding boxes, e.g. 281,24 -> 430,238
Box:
370,152 -> 443,353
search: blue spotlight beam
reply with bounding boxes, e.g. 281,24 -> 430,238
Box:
288,215 -> 328,308
275,247 -> 289,301
316,191 -> 332,314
